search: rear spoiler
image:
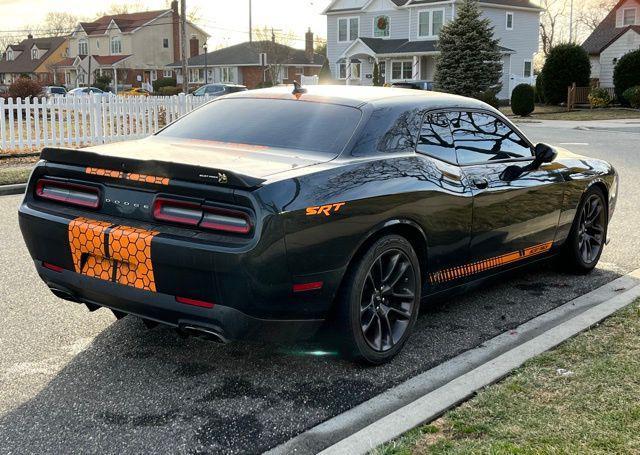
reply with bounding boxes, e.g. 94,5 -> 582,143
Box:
40,147 -> 266,189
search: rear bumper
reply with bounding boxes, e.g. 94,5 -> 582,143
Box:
37,261 -> 324,342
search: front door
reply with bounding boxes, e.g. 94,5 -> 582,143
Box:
450,111 -> 565,270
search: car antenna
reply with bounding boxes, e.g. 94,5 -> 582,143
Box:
292,80 -> 307,96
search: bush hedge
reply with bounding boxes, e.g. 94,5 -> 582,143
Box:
511,84 -> 535,116
623,86 -> 640,109
614,50 -> 640,105
541,44 -> 590,104
158,86 -> 180,96
8,77 -> 43,99
474,89 -> 500,109
153,77 -> 177,93
588,87 -> 612,108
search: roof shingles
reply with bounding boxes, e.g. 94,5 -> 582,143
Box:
0,36 -> 67,74
582,4 -> 640,55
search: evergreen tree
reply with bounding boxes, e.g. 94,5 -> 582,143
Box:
373,62 -> 382,86
434,0 -> 503,97
319,58 -> 333,84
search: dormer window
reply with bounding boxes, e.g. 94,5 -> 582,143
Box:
111,36 -> 122,54
374,15 -> 390,38
7,49 -> 13,61
32,48 -> 38,60
78,39 -> 88,55
623,8 -> 637,26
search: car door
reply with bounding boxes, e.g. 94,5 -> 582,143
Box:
449,110 -> 565,266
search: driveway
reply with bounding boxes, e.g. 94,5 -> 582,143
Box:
0,121 -> 638,454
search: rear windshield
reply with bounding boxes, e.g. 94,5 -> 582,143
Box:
50,87 -> 66,94
158,98 -> 362,156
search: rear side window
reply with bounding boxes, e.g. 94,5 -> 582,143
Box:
158,98 -> 362,156
449,112 -> 532,165
416,112 -> 456,164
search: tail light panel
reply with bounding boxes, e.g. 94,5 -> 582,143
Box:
35,178 -> 101,209
153,196 -> 252,235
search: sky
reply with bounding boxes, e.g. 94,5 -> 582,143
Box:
0,0 -> 333,49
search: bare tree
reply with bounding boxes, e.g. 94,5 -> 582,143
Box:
251,27 -> 296,86
39,12 -> 79,36
540,0 -> 568,56
576,0 -> 617,33
98,1 -> 148,17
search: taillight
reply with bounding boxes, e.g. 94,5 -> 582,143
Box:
35,178 -> 101,209
153,197 -> 252,234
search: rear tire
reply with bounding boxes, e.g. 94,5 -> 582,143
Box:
335,235 -> 421,365
558,186 -> 607,274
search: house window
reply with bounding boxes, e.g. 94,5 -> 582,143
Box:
221,67 -> 236,83
374,15 -> 390,38
523,60 -> 532,78
31,48 -> 38,60
111,37 -> 122,54
164,70 -> 172,78
623,8 -> 636,26
506,12 -> 514,30
391,60 -> 413,80
7,49 -> 13,61
337,17 -> 359,42
418,9 -> 445,38
78,39 -> 88,55
163,38 -> 170,48
338,62 -> 361,80
151,70 -> 157,81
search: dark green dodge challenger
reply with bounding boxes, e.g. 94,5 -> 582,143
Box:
19,85 -> 618,364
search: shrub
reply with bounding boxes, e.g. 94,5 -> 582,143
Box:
511,84 -> 535,116
94,74 -> 112,92
158,86 -> 180,96
535,73 -> 546,104
153,77 -> 177,93
588,87 -> 612,108
8,78 -> 43,99
540,44 -> 590,104
623,86 -> 640,109
474,89 -> 500,109
614,50 -> 640,105
255,81 -> 274,89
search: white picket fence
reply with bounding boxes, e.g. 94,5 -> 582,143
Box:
0,94 -> 213,152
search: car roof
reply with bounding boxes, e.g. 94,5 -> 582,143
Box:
224,84 -> 490,109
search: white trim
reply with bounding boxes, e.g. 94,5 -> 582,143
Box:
373,14 -> 391,39
622,7 -> 637,26
337,16 -> 360,43
339,38 -> 377,59
337,61 -> 362,80
506,11 -> 514,30
417,8 -> 446,39
390,59 -> 413,81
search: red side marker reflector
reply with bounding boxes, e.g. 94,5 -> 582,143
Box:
43,262 -> 64,273
176,296 -> 215,309
293,281 -> 323,293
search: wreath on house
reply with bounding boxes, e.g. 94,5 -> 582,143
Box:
377,16 -> 388,32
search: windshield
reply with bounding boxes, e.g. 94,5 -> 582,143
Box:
158,98 -> 362,156
193,86 -> 206,96
50,87 -> 66,94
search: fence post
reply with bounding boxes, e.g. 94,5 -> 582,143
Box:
0,98 -> 6,151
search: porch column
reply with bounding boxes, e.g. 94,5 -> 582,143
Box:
113,68 -> 118,95
412,56 -> 420,81
346,58 -> 351,86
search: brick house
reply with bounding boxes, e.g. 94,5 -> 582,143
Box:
56,1 -> 208,92
167,30 -> 325,89
0,35 -> 68,86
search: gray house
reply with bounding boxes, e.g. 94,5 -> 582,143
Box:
323,0 -> 542,99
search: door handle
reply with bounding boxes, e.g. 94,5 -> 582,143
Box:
472,178 -> 489,189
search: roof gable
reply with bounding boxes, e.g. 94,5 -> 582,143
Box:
0,36 -> 67,73
582,1 -> 640,54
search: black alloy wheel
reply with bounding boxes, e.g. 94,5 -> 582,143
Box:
577,193 -> 606,265
359,249 -> 417,352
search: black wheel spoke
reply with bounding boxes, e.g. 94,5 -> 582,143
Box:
578,194 -> 606,265
381,312 -> 394,349
382,253 -> 401,283
392,288 -> 415,300
388,305 -> 412,320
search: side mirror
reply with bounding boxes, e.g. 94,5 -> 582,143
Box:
534,143 -> 558,164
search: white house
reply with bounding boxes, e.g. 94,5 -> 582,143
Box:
582,0 -> 640,88
323,0 -> 542,99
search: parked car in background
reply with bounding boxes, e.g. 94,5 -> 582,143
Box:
67,87 -> 115,98
121,87 -> 151,97
193,84 -> 248,97
391,81 -> 434,91
42,86 -> 67,98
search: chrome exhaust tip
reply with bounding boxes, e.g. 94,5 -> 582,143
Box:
179,325 -> 229,344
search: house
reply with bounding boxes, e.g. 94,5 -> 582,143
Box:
167,30 -> 325,89
55,1 -> 208,91
0,35 -> 68,86
323,0 -> 542,99
582,0 -> 640,88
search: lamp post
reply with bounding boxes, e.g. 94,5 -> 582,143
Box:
203,42 -> 208,85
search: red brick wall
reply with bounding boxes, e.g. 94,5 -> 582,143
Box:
241,65 -> 322,89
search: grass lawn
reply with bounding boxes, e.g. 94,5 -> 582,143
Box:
0,166 -> 32,186
501,105 -> 640,121
377,300 -> 640,455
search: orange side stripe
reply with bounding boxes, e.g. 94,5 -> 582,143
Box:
86,167 -> 169,186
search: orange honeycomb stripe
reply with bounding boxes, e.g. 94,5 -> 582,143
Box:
68,217 -> 159,292
86,167 -> 170,186
429,241 -> 553,285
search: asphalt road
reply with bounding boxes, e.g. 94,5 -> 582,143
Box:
1,121 -> 639,454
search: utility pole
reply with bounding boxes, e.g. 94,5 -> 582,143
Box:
181,0 -> 188,94
249,0 -> 253,42
569,0 -> 574,43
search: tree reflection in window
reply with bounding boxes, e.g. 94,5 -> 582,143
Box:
417,112 -> 457,164
449,112 -> 532,165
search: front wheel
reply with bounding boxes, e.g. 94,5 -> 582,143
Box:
335,235 -> 421,365
558,186 -> 608,273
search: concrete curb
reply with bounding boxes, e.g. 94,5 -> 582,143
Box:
0,183 -> 26,197
268,269 -> 640,455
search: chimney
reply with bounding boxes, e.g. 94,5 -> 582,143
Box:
171,1 -> 180,63
305,28 -> 314,63
27,33 -> 33,40
190,36 -> 200,57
